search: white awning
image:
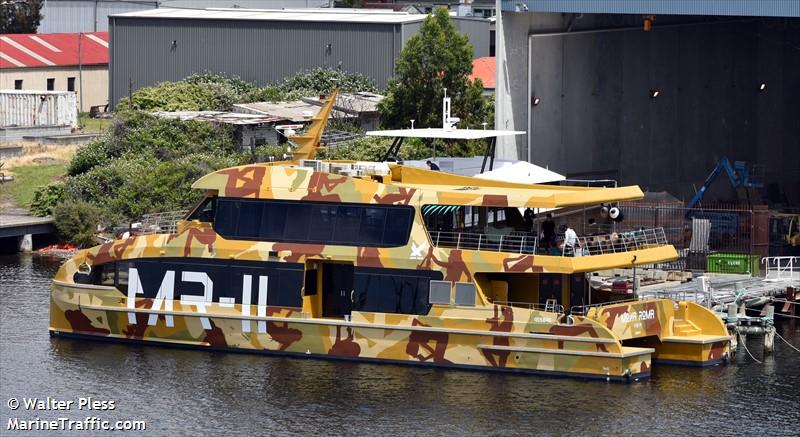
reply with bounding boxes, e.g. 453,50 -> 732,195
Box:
474,161 -> 565,184
366,128 -> 524,140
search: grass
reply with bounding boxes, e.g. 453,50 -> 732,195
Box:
79,112 -> 113,133
0,164 -> 67,208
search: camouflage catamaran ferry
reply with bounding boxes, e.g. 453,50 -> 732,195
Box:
50,93 -> 730,381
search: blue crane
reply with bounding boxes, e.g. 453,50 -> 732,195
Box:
686,157 -> 764,212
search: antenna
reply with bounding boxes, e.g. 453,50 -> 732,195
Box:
442,87 -> 460,131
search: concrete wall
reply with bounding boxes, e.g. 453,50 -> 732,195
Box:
501,12 -> 800,205
0,66 -> 109,112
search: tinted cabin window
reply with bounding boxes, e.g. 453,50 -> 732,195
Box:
67,77 -> 76,92
335,205 -> 361,243
14,80 -> 23,89
360,207 -> 387,245
188,197 -> 215,222
308,204 -> 336,241
236,201 -> 262,238
352,267 -> 443,315
284,203 -> 311,241
261,201 -> 286,240
214,198 -> 414,247
47,78 -> 55,91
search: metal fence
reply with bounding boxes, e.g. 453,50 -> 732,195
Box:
618,202 -> 769,273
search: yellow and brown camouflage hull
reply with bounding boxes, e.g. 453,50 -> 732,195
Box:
51,280 -> 728,382
51,280 -> 658,381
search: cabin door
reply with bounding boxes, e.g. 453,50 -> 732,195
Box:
569,273 -> 587,310
322,263 -> 353,318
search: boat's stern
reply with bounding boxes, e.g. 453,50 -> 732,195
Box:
49,249 -> 120,338
586,299 -> 731,367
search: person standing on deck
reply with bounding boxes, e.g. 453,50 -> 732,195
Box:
523,208 -> 534,233
541,213 -> 556,249
561,225 -> 581,256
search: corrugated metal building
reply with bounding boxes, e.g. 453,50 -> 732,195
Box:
0,32 -> 110,112
38,0 -> 328,33
493,0 -> 800,205
108,8 -> 489,108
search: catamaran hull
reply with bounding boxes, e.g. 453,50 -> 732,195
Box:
50,282 -> 653,382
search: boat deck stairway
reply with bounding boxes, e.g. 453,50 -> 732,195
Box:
672,319 -> 702,337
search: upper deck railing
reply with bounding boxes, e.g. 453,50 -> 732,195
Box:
572,227 -> 668,256
136,210 -> 189,235
428,227 -> 669,256
429,230 -> 539,254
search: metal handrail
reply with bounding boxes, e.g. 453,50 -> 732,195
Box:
492,300 -> 564,313
137,210 -> 189,235
427,227 -> 668,256
762,256 -> 800,280
559,227 -> 668,256
429,230 -> 538,255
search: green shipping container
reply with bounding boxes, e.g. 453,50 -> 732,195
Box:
706,253 -> 761,275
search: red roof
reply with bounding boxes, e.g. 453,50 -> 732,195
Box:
0,32 -> 108,69
468,56 -> 495,89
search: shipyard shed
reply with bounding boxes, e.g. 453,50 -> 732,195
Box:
108,8 -> 490,108
494,0 -> 800,206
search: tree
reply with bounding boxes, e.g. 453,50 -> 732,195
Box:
334,0 -> 365,7
1,0 -> 42,34
378,8 -> 488,130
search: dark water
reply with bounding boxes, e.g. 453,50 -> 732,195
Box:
1,254 -> 798,436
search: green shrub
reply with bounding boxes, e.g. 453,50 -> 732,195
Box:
30,183 -> 67,217
68,137 -> 112,175
117,81 -> 237,112
67,111 -> 239,177
183,72 -> 258,96
53,200 -> 101,247
65,152 -> 247,226
279,67 -> 377,94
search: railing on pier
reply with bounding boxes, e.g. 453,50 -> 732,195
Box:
137,210 -> 189,235
427,227 -> 668,256
762,256 -> 800,280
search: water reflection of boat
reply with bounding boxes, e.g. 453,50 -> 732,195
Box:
49,94 -> 730,382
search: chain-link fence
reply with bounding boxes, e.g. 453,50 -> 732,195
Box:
618,202 -> 768,274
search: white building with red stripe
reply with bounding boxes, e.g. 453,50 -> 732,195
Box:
1,32 -> 109,112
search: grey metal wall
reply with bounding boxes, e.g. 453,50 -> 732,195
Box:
504,13 -> 800,205
502,0 -> 800,17
38,0 -> 327,33
452,18 -> 490,57
109,17 -> 404,106
39,0 -> 156,33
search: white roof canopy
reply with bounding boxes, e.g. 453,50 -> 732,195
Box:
366,128 -> 524,140
475,161 -> 566,184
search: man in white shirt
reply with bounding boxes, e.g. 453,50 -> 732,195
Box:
562,225 -> 581,256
